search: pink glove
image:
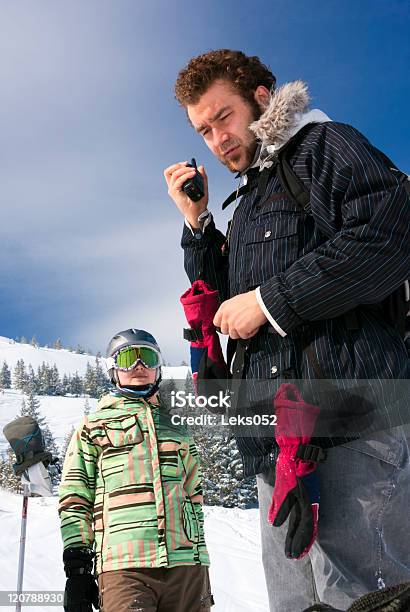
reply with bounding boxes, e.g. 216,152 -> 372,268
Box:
268,383 -> 325,559
180,280 -> 229,388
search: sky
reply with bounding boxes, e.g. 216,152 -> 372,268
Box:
0,0 -> 409,363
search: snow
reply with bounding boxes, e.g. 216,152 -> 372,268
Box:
0,337 -> 97,377
0,336 -> 189,379
0,338 -> 269,611
0,491 -> 269,612
0,389 -> 96,456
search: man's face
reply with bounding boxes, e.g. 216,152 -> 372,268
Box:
117,363 -> 157,387
187,79 -> 265,173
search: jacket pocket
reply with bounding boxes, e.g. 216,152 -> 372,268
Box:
341,429 -> 407,468
243,215 -> 300,286
245,215 -> 299,243
103,415 -> 143,447
181,498 -> 200,544
253,192 -> 302,216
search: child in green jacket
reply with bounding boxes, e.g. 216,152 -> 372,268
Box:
59,328 -> 213,612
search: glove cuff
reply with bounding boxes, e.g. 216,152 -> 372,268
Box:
63,547 -> 95,577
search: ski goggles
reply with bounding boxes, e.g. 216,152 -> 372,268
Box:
107,345 -> 162,371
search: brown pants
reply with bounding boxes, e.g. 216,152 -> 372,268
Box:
98,565 -> 213,612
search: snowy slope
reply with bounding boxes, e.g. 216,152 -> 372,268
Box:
0,491 -> 269,612
0,389 -> 96,455
0,336 -> 189,379
0,337 -> 97,377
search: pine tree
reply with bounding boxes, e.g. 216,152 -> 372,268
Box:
20,336 -> 28,345
83,398 -> 90,415
49,364 -> 62,395
36,362 -> 50,395
94,353 -> 111,398
21,392 -> 60,485
31,335 -> 39,348
13,359 -> 28,391
20,397 -> 27,415
76,344 -> 85,355
0,454 -> 5,488
159,378 -> 178,410
60,426 -> 75,465
184,370 -> 196,396
54,338 -> 62,350
24,364 -> 38,395
70,372 -> 83,396
84,362 -> 97,397
0,449 -> 21,493
61,374 -> 71,396
0,361 -> 11,388
193,429 -> 258,509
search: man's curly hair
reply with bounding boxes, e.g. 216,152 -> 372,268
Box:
174,49 -> 276,108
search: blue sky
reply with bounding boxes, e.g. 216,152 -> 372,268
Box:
0,0 -> 409,363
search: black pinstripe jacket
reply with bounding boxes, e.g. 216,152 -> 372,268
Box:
181,92 -> 410,476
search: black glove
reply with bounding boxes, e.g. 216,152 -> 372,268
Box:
63,548 -> 99,612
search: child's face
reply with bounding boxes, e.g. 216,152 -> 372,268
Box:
117,362 -> 157,387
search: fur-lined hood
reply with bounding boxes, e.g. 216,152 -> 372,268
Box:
250,80 -> 331,154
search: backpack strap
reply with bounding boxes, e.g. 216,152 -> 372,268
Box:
276,123 -> 320,216
276,123 -> 363,331
221,183 -> 253,210
221,168 -> 261,210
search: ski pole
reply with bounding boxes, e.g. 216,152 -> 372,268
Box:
16,483 -> 29,612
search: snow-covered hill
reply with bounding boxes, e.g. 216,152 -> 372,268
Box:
0,336 -> 97,377
0,389 -> 94,456
0,335 -> 189,378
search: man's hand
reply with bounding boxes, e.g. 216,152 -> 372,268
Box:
213,290 -> 267,339
164,161 -> 209,228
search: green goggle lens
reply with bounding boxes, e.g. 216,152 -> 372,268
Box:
115,346 -> 160,370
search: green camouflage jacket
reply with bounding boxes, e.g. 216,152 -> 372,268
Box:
59,393 -> 209,573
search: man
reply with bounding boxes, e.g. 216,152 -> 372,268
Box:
59,328 -> 212,612
164,49 -> 410,611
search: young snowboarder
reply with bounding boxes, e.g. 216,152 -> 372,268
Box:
59,328 -> 213,612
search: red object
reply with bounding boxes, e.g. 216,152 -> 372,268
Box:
268,383 -> 321,559
180,280 -> 229,380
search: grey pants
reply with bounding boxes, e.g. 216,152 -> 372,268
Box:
256,427 -> 410,612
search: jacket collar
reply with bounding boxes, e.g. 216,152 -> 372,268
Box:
226,81 -> 332,206
244,81 -> 331,174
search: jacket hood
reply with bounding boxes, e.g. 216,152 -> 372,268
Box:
249,80 -> 331,154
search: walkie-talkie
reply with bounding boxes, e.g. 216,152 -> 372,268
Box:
182,158 -> 205,202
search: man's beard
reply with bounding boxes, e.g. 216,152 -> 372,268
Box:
218,102 -> 262,173
218,138 -> 259,173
